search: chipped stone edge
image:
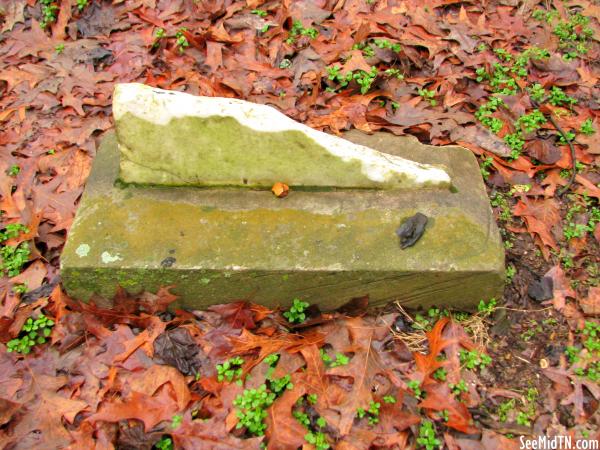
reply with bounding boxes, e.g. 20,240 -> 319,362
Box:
113,83 -> 452,188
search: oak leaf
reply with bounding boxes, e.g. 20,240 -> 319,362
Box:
10,375 -> 87,449
88,389 -> 179,432
513,197 -> 560,250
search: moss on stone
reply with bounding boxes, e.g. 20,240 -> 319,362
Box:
117,113 -> 427,189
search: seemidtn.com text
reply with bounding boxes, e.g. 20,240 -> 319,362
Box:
520,436 -> 599,450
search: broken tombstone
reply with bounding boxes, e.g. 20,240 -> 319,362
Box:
61,83 -> 504,311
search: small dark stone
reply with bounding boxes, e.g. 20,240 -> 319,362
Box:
160,256 -> 176,268
527,276 -> 553,302
395,212 -> 428,249
392,314 -> 408,332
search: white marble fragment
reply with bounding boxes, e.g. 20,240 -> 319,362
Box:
113,83 -> 451,189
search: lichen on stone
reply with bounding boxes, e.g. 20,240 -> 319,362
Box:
76,244 -> 90,258
101,251 -> 122,264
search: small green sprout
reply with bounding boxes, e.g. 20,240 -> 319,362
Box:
433,367 -> 447,381
417,88 -> 437,106
152,27 -> 166,48
373,38 -> 401,52
497,399 -> 515,422
264,353 -> 279,366
39,0 -> 59,29
7,314 -> 55,354
580,118 -> 595,135
155,436 -> 173,450
269,374 -> 293,394
175,28 -> 189,54
320,349 -> 350,367
284,298 -> 309,323
459,349 -> 492,370
216,356 -> 244,382
517,110 -> 547,132
504,133 -> 524,159
353,67 -> 378,94
516,411 -> 531,427
384,68 -> 404,79
449,379 -> 468,396
251,9 -> 268,17
478,298 -> 497,316
233,384 -> 276,436
417,421 -> 441,450
305,430 -> 330,450
7,165 -> 20,176
475,97 -> 505,133
0,223 -> 29,241
493,48 -> 512,62
480,157 -> 494,180
491,192 -> 511,222
171,414 -> 182,429
286,20 -> 318,44
76,0 -> 88,11
383,395 -> 396,404
294,410 -> 310,427
528,83 -> 545,102
356,401 -> 381,425
55,44 -> 65,54
558,130 -> 576,144
548,86 -> 577,107
1,223 -> 30,277
475,67 -> 489,82
12,283 -> 27,294
407,379 -> 423,399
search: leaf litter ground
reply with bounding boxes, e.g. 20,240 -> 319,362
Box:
0,0 -> 599,448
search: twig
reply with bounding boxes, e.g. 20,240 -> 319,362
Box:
530,97 -> 577,196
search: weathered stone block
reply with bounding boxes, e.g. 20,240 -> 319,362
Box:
61,130 -> 504,311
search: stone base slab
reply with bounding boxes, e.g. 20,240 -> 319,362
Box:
61,131 -> 504,311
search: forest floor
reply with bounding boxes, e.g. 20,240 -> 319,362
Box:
0,0 -> 599,449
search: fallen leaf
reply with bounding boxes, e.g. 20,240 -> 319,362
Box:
513,198 -> 561,250
0,1 -> 25,33
154,327 -> 206,376
271,182 -> 289,198
88,389 -> 179,432
526,139 -> 561,164
126,364 -> 191,410
544,265 -> 576,310
114,315 -> 167,362
11,375 -> 87,449
580,287 -> 599,316
451,125 -> 511,157
209,301 -> 263,329
265,374 -> 307,450
420,382 -> 476,433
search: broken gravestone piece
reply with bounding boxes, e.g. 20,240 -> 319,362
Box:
61,84 -> 505,311
113,83 -> 451,189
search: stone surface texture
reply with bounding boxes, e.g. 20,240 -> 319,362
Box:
114,83 -> 451,189
61,130 -> 504,311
